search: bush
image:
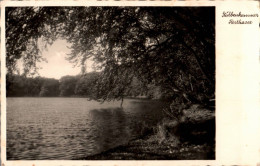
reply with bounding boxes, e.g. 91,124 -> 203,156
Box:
151,118 -> 180,146
154,103 -> 215,145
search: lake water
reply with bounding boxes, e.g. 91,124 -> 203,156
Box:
7,97 -> 164,160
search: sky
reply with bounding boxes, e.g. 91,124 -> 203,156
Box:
35,39 -> 93,79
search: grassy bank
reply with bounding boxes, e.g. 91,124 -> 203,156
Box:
79,104 -> 215,160
82,135 -> 214,160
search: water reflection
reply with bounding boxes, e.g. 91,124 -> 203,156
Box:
88,108 -> 131,154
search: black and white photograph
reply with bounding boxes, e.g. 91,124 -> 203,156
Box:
5,5 -> 216,160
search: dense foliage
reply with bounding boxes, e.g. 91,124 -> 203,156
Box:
6,73 -> 162,99
6,7 -> 215,105
7,74 -> 59,97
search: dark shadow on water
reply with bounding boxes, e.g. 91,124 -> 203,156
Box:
88,107 -> 131,154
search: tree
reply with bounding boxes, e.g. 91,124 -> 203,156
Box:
6,74 -> 26,96
74,72 -> 99,97
59,75 -> 77,96
6,7 -> 215,105
6,74 -> 60,97
39,78 -> 60,97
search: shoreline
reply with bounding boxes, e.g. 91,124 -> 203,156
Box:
79,105 -> 215,160
79,132 -> 215,160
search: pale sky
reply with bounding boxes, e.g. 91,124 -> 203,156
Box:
37,39 -> 94,79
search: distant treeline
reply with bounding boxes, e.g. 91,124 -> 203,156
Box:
6,73 -> 164,99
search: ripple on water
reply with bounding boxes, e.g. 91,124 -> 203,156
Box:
7,97 -> 164,160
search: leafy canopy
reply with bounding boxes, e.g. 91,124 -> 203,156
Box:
6,7 -> 215,103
